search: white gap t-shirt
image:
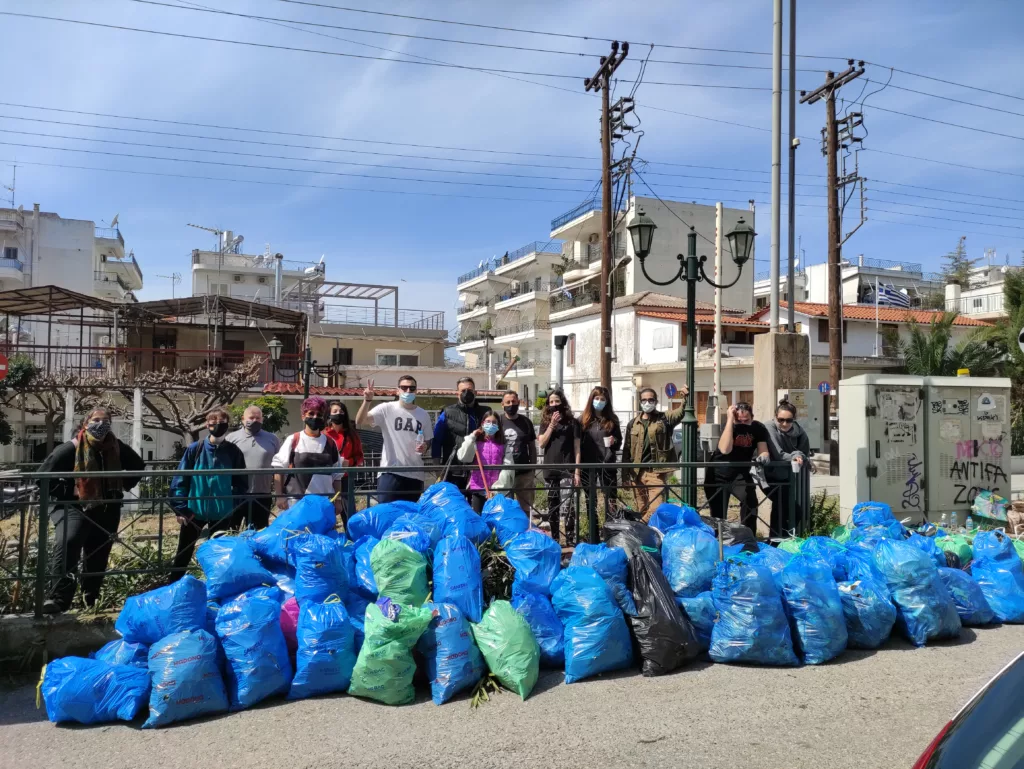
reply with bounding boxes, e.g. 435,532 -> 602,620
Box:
369,401 -> 434,481
270,432 -> 342,497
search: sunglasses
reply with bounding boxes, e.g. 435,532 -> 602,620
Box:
398,384 -> 417,392
777,417 -> 794,424
640,399 -> 656,405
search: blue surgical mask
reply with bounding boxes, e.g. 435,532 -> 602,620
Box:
399,391 -> 416,405
592,399 -> 607,412
482,422 -> 499,436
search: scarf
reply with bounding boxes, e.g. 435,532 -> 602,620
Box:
73,429 -> 121,502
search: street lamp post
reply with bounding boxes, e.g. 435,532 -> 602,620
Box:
627,209 -> 756,505
267,336 -> 283,379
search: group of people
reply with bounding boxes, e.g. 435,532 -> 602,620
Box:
35,373 -> 812,613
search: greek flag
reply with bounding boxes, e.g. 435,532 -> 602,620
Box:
875,283 -> 911,308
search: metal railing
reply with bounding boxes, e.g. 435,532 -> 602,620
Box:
457,261 -> 497,285
320,305 -> 446,330
580,240 -> 626,268
500,240 -> 562,266
456,299 -> 492,316
192,251 -> 324,274
549,279 -> 625,314
497,357 -> 551,372
95,226 -> 124,246
0,459 -> 808,617
492,321 -> 552,339
0,257 -> 23,272
756,267 -> 805,282
104,253 -> 144,284
945,292 -> 1005,315
94,270 -> 130,293
551,199 -> 600,230
841,256 -> 923,275
454,330 -> 488,346
496,279 -> 559,303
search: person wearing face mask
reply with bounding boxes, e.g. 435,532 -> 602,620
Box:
579,386 -> 623,521
537,389 -> 581,544
225,405 -> 281,530
456,409 -> 515,513
431,376 -> 489,498
36,407 -> 145,613
272,396 -> 343,512
324,400 -> 364,514
170,408 -> 249,577
764,400 -> 813,536
704,401 -> 771,534
356,374 -> 434,503
498,390 -> 537,512
621,386 -> 689,522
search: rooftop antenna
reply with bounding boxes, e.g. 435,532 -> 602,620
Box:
156,272 -> 182,298
1,164 -> 14,207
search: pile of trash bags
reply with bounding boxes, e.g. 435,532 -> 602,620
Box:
41,491 -> 1022,728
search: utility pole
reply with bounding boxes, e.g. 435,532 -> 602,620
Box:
801,60 -> 865,474
769,0 -> 783,333
585,41 -> 629,390
787,0 -> 797,332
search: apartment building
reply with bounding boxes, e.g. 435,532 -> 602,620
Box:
944,263 -> 1017,321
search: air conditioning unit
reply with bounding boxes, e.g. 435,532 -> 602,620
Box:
257,276 -> 267,284
232,274 -> 243,282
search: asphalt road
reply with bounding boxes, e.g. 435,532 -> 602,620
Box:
3,624 -> 1021,769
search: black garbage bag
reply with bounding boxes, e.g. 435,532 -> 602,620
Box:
943,551 -> 962,570
716,521 -> 758,554
626,548 -> 700,676
602,520 -> 663,563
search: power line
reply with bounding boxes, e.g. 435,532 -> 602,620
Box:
865,188 -> 1024,213
863,149 -> 1024,179
866,196 -> 1024,222
867,105 -> 1024,141
863,79 -> 1024,118
866,215 -> 1024,240
867,207 -> 1024,231
865,62 -> 1024,104
869,178 -> 1024,205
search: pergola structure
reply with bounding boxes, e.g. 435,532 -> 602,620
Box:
281,279 -> 399,325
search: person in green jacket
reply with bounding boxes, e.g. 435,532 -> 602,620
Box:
169,407 -> 248,577
620,385 -> 688,521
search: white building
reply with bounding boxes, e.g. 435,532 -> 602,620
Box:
454,195 -> 755,405
754,255 -> 944,310
944,263 -> 1017,320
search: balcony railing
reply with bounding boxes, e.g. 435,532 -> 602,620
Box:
456,299 -> 492,315
945,292 -> 1005,315
94,270 -> 130,293
551,199 -> 600,231
320,304 -> 446,330
496,356 -> 551,373
549,279 -> 625,315
104,252 -> 144,284
579,241 -> 626,268
457,262 -> 497,285
192,251 -> 324,274
841,256 -> 923,275
756,267 -> 806,282
95,226 -> 124,247
454,330 -> 489,346
493,321 -> 551,339
496,279 -> 559,303
499,240 -> 561,267
0,258 -> 24,272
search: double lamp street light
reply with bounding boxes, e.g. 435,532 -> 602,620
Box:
626,209 -> 756,506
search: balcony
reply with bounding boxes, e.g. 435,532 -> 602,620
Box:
946,292 -> 1005,317
495,356 -> 551,378
102,252 -> 144,290
454,329 -> 489,352
95,226 -> 124,248
94,271 -> 136,302
561,241 -> 626,282
456,299 -> 493,321
549,278 -> 625,318
0,210 -> 24,232
0,258 -> 25,283
192,251 -> 324,276
319,304 -> 446,330
492,321 -> 551,346
493,240 -> 562,275
840,256 -> 923,275
494,279 -> 559,310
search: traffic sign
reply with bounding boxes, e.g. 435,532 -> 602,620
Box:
664,382 -> 677,398
817,380 -> 831,395
0,353 -> 9,382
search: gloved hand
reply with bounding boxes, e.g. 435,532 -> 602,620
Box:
754,453 -> 770,465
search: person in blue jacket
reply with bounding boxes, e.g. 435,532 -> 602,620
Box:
169,407 -> 248,577
430,376 -> 489,498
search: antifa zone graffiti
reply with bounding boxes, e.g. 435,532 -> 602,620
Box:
949,457 -> 1009,505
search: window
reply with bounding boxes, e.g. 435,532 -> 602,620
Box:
842,320 -> 848,344
817,319 -> 829,343
652,326 -> 673,350
376,351 -> 420,367
2,246 -> 17,261
972,297 -> 983,309
755,296 -> 769,310
331,347 -> 353,365
567,334 -> 576,366
699,328 -> 713,347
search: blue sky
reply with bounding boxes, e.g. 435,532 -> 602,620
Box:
0,0 -> 1022,328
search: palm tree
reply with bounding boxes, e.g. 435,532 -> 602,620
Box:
886,312 -> 1003,377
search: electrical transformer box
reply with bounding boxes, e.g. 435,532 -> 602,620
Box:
777,388 -> 824,452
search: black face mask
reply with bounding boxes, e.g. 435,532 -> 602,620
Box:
546,404 -> 562,414
305,416 -> 325,432
459,390 -> 476,406
503,404 -> 519,418
329,413 -> 346,425
208,422 -> 229,438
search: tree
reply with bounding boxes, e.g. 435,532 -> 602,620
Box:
887,312 -> 1002,377
228,395 -> 290,434
939,236 -> 979,287
996,269 -> 1024,452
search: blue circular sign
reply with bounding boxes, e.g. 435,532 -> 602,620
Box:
818,380 -> 831,394
664,382 -> 678,398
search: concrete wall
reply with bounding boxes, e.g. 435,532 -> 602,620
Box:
308,335 -> 446,368
636,315 -> 681,366
794,312 -> 979,358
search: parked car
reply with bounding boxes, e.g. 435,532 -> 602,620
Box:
912,650 -> 1024,768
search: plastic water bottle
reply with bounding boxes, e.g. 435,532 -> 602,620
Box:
965,514 -> 974,531
939,512 -> 949,530
951,511 -> 959,531
416,427 -> 424,450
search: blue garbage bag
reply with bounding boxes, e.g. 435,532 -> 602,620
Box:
251,495 -> 337,565
709,558 -> 798,666
143,629 -> 229,728
971,530 -> 1024,623
382,518 -> 433,555
392,513 -> 443,548
92,639 -> 149,669
41,657 -> 150,725
937,567 -> 995,626
837,576 -> 896,649
417,602 -> 486,705
799,536 -> 850,582
345,593 -> 372,650
780,554 -> 848,664
346,501 -> 414,541
287,532 -> 348,604
288,598 -> 357,700
751,543 -> 792,590
482,494 -> 530,545
197,536 -> 275,602
907,532 -> 947,570
511,586 -> 564,668
420,481 -> 473,520
852,501 -> 894,528
570,542 -> 637,616
353,535 -> 380,598
216,588 -> 293,710
676,592 -> 716,652
506,529 -> 562,596
115,574 -> 207,644
434,535 -> 484,623
873,539 -> 961,646
662,526 -> 719,598
646,503 -> 680,532
443,508 -> 491,546
551,566 -> 633,684
271,565 -> 296,597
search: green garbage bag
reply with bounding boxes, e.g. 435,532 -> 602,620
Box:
348,598 -> 434,705
471,601 -> 540,700
370,538 -> 428,606
831,525 -> 854,544
778,537 -> 805,555
1012,538 -> 1024,563
936,535 -> 973,565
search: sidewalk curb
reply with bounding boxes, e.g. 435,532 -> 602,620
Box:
0,611 -> 119,675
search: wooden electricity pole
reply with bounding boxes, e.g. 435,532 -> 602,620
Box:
585,41 -> 629,390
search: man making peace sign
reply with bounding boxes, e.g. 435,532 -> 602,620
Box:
356,374 -> 433,503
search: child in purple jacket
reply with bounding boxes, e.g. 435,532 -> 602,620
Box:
456,409 -> 515,512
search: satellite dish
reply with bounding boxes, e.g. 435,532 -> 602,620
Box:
110,213 -> 119,228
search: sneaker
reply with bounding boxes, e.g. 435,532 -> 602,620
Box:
41,600 -> 65,615
537,521 -> 551,532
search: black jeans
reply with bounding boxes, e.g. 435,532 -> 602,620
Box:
469,491 -> 487,514
171,510 -> 236,576
49,502 -> 122,610
544,473 -> 577,544
232,494 -> 273,531
377,472 -> 424,504
704,468 -> 759,532
581,469 -> 618,521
